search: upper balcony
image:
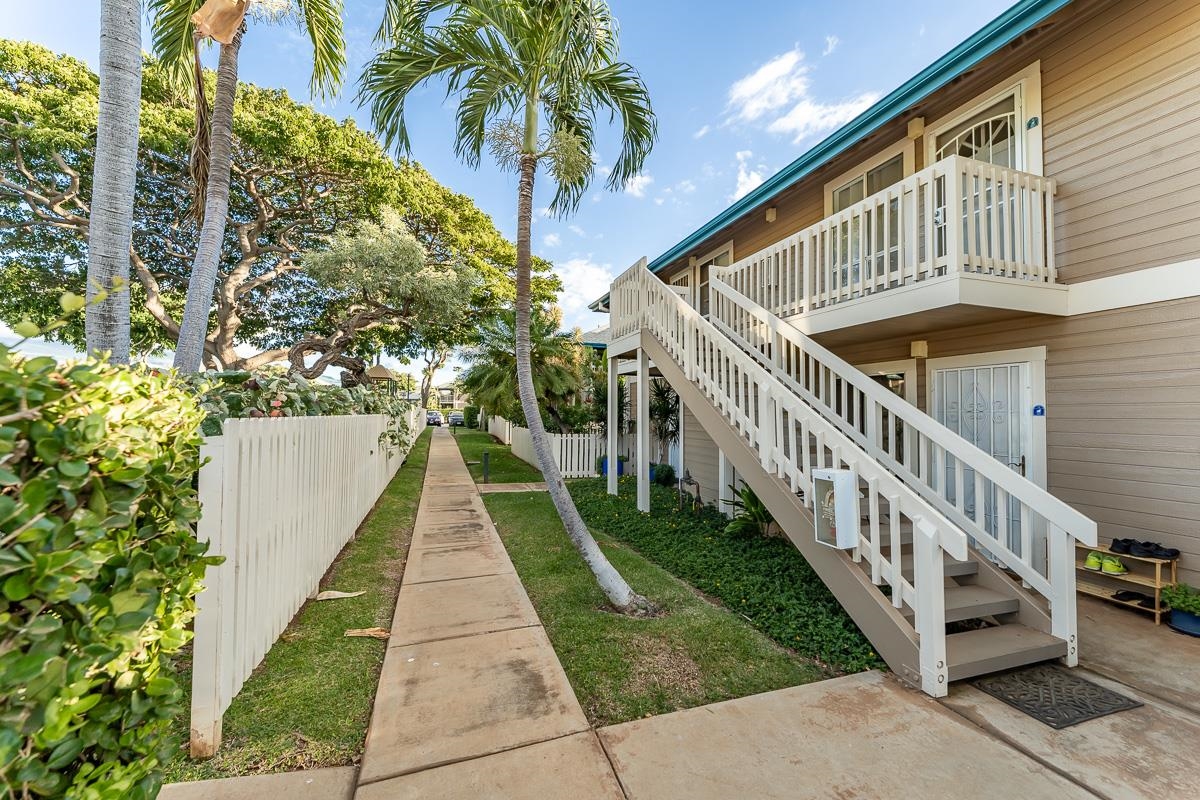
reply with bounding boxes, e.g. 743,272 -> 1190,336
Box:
711,155 -> 1067,345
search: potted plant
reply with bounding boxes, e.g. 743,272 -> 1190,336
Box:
597,454 -> 628,477
1163,583 -> 1200,637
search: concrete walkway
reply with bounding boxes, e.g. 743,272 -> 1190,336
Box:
166,430 -> 1199,799
353,429 -> 623,798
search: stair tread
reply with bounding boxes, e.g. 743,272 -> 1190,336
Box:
897,551 -> 978,577
946,624 -> 1068,680
900,585 -> 1019,622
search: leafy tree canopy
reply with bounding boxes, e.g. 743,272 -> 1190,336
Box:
0,39 -> 559,369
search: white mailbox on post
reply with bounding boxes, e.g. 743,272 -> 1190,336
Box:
812,468 -> 859,550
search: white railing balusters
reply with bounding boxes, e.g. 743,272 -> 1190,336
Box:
709,276 -> 1096,599
711,155 -> 1056,318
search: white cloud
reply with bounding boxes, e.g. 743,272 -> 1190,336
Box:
624,173 -> 654,198
822,35 -> 839,56
725,46 -> 879,145
766,91 -> 879,143
693,124 -> 711,139
726,48 -> 811,123
536,206 -> 552,218
654,198 -> 665,206
731,150 -> 766,201
676,179 -> 696,194
554,257 -> 618,328
568,224 -> 586,237
543,233 -> 561,247
597,164 -> 612,178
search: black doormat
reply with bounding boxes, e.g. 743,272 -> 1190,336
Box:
972,664 -> 1142,729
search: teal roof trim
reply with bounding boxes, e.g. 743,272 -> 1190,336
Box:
646,0 -> 1073,274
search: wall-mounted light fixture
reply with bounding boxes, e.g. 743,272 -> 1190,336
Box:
910,340 -> 929,359
765,206 -> 777,223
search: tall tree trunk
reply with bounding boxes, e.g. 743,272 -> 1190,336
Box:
173,29 -> 243,373
514,152 -> 649,613
85,0 -> 141,364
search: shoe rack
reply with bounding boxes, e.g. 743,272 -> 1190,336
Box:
1075,542 -> 1179,625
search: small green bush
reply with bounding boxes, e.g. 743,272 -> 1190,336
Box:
569,478 -> 883,673
724,483 -> 775,538
464,405 -> 479,428
651,462 -> 676,487
1163,583 -> 1200,615
0,350 -> 217,799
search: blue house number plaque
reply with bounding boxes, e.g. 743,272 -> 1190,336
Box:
1032,405 -> 1046,417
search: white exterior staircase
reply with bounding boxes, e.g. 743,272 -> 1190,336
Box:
608,255 -> 1097,696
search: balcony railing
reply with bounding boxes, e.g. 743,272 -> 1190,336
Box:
713,155 -> 1057,319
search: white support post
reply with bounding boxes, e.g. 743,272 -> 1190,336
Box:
607,353 -> 618,496
913,519 -> 948,697
1047,523 -> 1079,666
636,348 -> 650,513
718,449 -> 733,517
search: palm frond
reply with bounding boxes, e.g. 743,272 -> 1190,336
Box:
296,0 -> 347,98
147,0 -> 207,89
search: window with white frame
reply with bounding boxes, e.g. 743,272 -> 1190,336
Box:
831,153 -> 905,213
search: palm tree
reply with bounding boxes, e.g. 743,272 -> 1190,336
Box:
362,0 -> 656,612
648,379 -> 679,464
85,0 -> 142,363
461,308 -> 584,432
149,0 -> 346,372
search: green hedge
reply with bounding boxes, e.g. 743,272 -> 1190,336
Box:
569,478 -> 883,673
0,351 -> 216,799
193,370 -> 414,437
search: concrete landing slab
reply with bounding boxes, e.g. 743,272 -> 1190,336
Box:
358,626 -> 589,784
389,573 -> 539,646
355,733 -> 622,799
161,767 -> 356,800
1078,595 -> 1200,716
598,671 -> 1092,800
402,540 -> 514,584
943,668 -> 1200,800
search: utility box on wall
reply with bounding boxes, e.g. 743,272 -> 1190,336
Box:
812,468 -> 859,549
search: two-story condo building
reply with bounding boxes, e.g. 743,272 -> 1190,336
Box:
593,0 -> 1199,696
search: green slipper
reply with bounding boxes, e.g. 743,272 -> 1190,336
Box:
1083,551 -> 1103,571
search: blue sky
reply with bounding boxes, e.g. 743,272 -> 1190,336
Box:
5,0 -> 1012,380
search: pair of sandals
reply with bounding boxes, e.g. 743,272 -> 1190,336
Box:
1112,589 -> 1157,609
1110,539 -> 1180,559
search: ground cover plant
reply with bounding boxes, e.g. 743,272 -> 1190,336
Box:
484,491 -> 824,726
568,478 -> 885,673
164,428 -> 432,781
452,428 -> 543,484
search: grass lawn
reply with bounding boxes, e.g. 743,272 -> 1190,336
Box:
164,428 -> 432,781
568,478 -> 884,673
452,427 -> 543,483
484,491 -> 826,727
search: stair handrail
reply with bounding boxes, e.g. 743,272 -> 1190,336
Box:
708,276 -> 1096,554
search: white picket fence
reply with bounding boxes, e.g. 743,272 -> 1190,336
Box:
490,416 -> 603,478
488,414 -> 513,445
189,407 -> 425,756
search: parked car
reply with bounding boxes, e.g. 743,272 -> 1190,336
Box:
426,410 -> 444,426
447,411 -> 465,426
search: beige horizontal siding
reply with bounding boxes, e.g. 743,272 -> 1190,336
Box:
682,404 -> 720,506
832,296 -> 1200,585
